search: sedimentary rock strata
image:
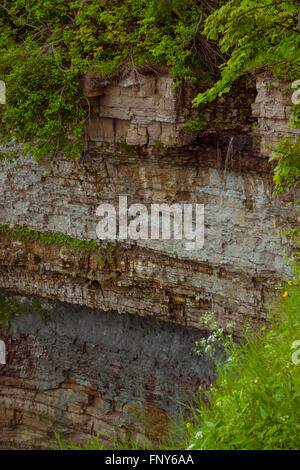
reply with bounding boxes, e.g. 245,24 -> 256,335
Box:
0,72 -> 298,448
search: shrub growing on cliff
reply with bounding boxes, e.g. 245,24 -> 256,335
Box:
0,0 -> 224,162
183,275 -> 300,450
192,0 -> 300,193
193,0 -> 300,105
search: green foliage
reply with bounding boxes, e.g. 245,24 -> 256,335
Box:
290,104 -> 300,129
54,431 -> 151,450
0,0 -> 220,162
0,295 -> 22,330
194,0 -> 300,249
180,1 -> 300,450
0,223 -> 97,252
268,122 -> 300,254
0,295 -> 46,330
120,141 -> 134,153
184,115 -> 207,132
54,433 -> 105,450
54,279 -> 300,450
182,274 -> 300,450
1,0 -> 300,453
270,137 -> 300,193
0,224 -> 9,235
154,140 -> 170,151
193,0 -> 300,106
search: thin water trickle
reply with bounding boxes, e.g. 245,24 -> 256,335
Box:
219,136 -> 234,211
215,136 -> 235,263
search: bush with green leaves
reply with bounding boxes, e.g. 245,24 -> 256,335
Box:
183,274 -> 300,450
0,0 -> 224,163
193,0 -> 300,106
192,0 -> 300,201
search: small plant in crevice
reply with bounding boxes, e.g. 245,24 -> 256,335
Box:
120,142 -> 134,154
184,116 -> 207,132
154,140 -> 170,151
0,296 -> 21,330
0,295 -> 47,330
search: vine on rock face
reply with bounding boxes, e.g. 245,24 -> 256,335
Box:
0,223 -> 97,252
0,0 -> 224,163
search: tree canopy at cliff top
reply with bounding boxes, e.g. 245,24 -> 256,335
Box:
194,0 -> 300,105
0,0 -> 299,163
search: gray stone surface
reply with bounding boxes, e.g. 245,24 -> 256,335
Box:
0,294 -> 216,448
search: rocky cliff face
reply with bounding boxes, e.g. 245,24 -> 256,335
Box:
0,72 -> 298,448
0,297 -> 216,449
